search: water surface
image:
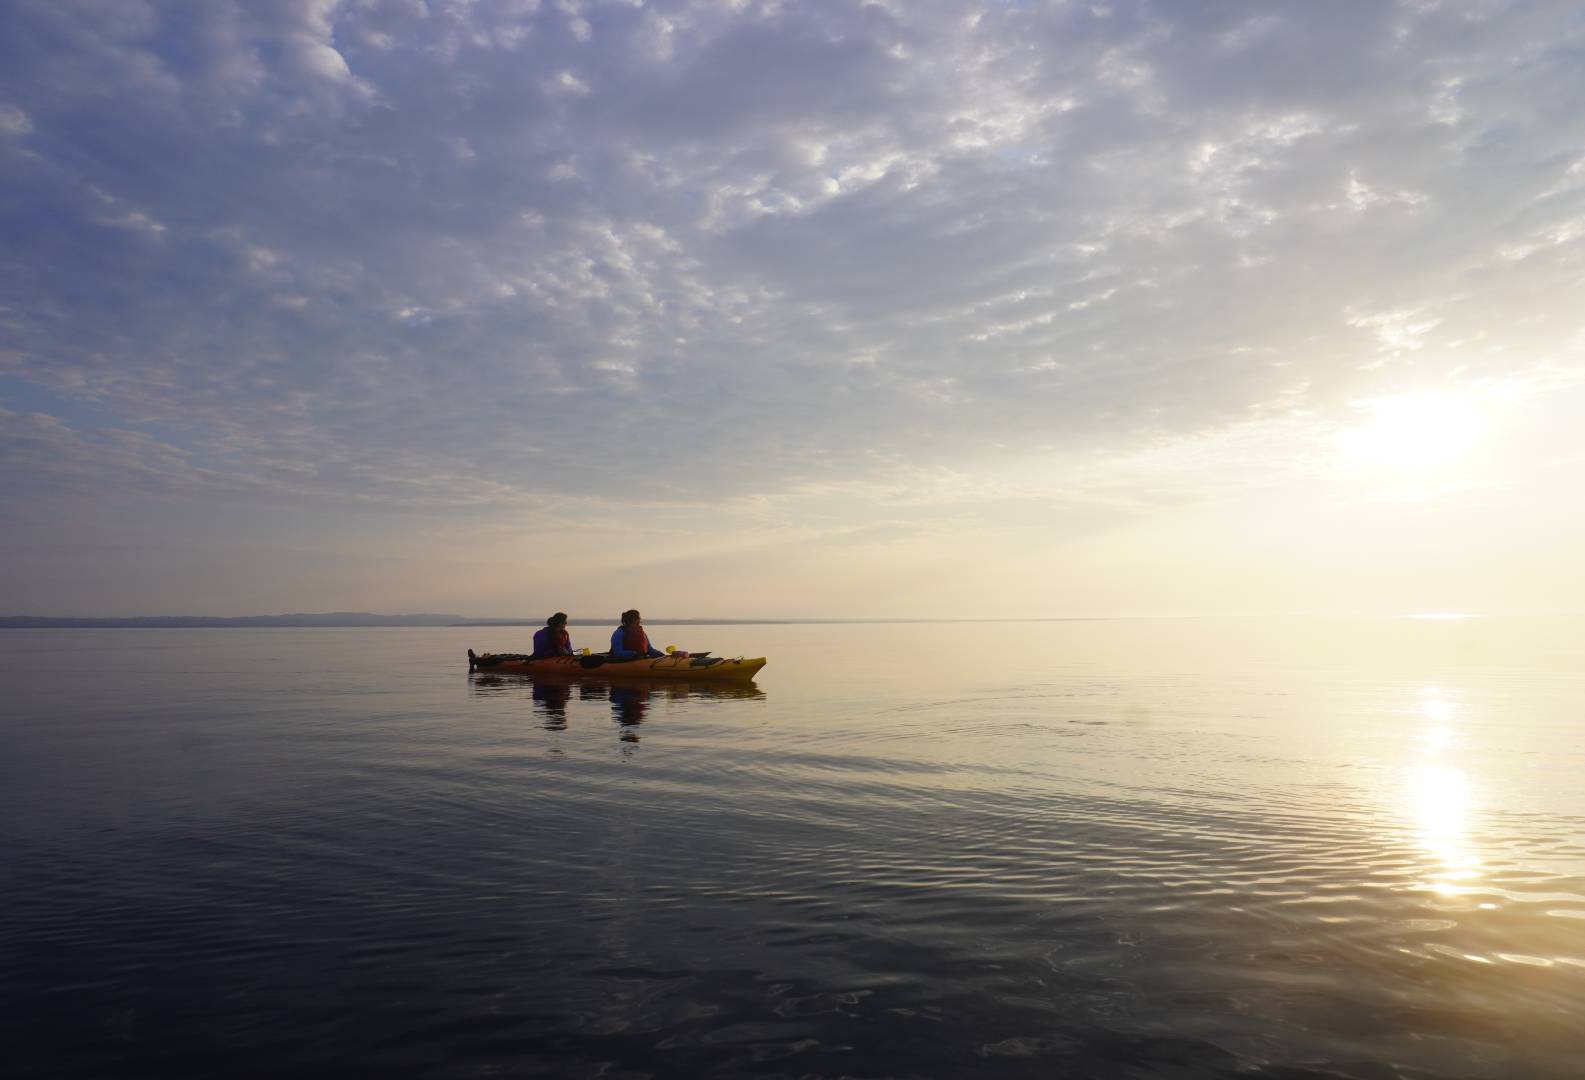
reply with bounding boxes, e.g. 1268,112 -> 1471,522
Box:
2,619 -> 1583,1078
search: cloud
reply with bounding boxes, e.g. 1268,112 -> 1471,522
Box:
0,103 -> 31,135
2,0 -> 1584,612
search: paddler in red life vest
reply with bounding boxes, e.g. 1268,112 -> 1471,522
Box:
531,612 -> 574,658
608,609 -> 684,659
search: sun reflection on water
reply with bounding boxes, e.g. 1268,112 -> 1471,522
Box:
1405,690 -> 1482,896
1419,694 -> 1454,724
1407,763 -> 1479,894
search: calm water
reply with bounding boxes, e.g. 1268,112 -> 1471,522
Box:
2,619 -> 1583,1079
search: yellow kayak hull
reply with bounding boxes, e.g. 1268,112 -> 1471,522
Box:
469,651 -> 766,681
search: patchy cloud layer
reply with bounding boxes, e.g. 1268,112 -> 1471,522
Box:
3,0 -> 1584,615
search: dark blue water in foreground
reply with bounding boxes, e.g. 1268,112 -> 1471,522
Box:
3,619 -> 1584,1079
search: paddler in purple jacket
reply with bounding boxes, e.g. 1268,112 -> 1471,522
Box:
531,612 -> 574,658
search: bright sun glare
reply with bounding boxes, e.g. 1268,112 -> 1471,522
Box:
1340,391 -> 1483,470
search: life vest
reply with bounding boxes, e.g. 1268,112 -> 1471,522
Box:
532,626 -> 570,657
620,624 -> 651,654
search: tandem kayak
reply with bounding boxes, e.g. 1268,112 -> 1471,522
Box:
468,649 -> 766,681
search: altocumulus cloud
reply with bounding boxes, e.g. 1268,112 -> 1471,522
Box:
2,0 -> 1585,611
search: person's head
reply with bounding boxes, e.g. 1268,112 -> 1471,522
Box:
621,609 -> 641,626
547,612 -> 568,628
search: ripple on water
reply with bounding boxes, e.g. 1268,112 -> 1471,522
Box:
5,624 -> 1585,1078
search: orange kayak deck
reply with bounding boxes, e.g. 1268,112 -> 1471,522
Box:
468,650 -> 766,681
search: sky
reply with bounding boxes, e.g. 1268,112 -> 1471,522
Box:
2,0 -> 1584,619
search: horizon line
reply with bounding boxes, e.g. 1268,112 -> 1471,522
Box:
3,610 -> 1571,628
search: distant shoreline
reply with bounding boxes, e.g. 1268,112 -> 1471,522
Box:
1,613 -> 1514,629
0,613 -> 1116,629
0,614 -> 468,629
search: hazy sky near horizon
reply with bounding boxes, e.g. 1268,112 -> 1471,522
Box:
3,0 -> 1584,619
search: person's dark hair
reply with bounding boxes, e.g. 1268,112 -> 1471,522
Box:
547,612 -> 568,626
621,609 -> 640,624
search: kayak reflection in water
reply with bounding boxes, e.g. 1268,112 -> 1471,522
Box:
531,679 -> 570,729
610,683 -> 649,737
521,678 -> 652,742
479,672 -> 765,745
